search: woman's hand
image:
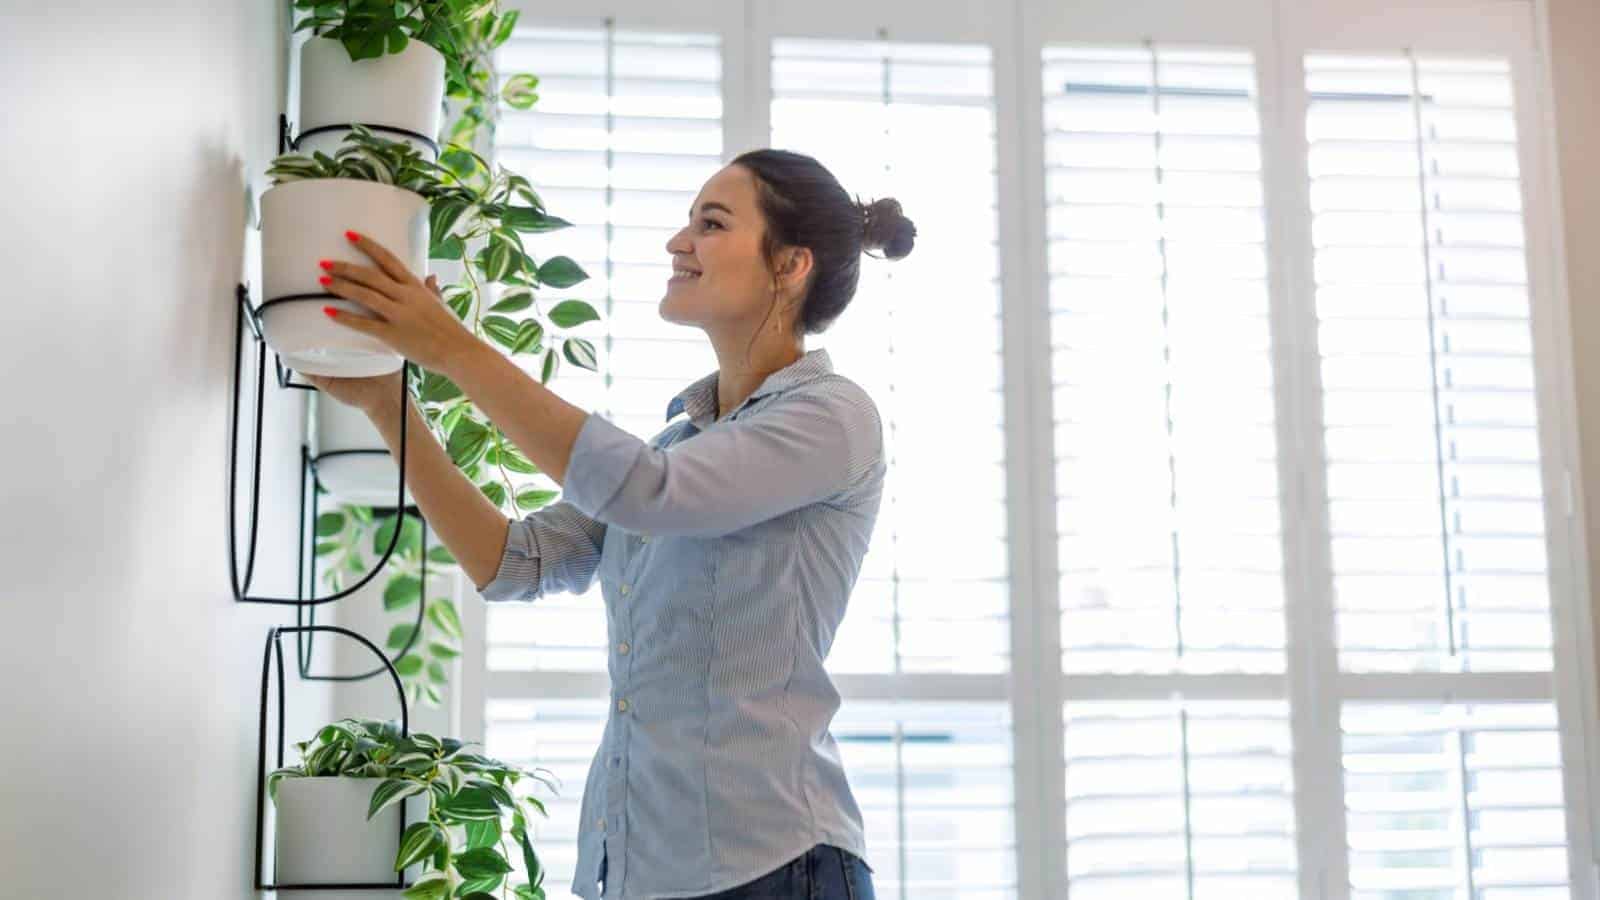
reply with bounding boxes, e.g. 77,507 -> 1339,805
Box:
301,369 -> 404,418
318,230 -> 486,379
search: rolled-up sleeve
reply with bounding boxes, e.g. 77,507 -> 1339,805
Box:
561,378 -> 882,538
479,501 -> 607,603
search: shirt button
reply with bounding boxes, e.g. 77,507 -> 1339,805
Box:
597,817 -> 606,831
617,698 -> 629,713
639,536 -> 649,545
619,583 -> 630,597
617,642 -> 630,655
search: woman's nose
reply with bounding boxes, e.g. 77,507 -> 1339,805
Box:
665,227 -> 692,256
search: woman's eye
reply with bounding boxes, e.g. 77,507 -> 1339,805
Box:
701,219 -> 723,231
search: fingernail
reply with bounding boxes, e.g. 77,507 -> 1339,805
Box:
318,259 -> 333,271
345,230 -> 360,242
319,275 -> 332,286
323,306 -> 338,318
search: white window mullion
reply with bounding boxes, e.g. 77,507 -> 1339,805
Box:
1261,24 -> 1352,900
1004,1 -> 1065,897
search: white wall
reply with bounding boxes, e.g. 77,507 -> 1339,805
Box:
0,2 -> 338,896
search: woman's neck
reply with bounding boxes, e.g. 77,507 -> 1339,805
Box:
708,332 -> 806,421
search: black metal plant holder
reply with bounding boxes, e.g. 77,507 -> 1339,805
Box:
227,282 -> 413,613
235,112 -> 447,893
254,625 -> 412,892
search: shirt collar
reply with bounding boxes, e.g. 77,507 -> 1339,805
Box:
666,348 -> 835,428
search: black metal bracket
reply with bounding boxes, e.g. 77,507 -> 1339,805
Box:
254,625 -> 411,892
297,494 -> 430,683
279,112 -> 441,159
227,281 -> 413,609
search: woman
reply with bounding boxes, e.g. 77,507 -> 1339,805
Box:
305,149 -> 916,900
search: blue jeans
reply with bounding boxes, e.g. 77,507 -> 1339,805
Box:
604,844 -> 877,900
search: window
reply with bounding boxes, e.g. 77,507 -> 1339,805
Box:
467,4 -> 1595,900
770,36 -> 1017,897
486,22 -> 725,893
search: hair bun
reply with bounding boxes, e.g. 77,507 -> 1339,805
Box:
860,197 -> 916,260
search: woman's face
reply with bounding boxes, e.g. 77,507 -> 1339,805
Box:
661,164 -> 786,332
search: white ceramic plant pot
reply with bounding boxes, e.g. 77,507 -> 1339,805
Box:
260,179 -> 429,377
314,391 -> 414,508
297,35 -> 444,159
273,776 -> 419,899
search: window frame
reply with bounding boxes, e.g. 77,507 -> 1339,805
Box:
458,2 -> 1600,898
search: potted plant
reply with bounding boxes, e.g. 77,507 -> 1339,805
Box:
292,0 -> 540,163
269,717 -> 555,899
267,125 -> 599,507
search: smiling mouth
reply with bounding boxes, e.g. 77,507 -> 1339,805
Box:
669,267 -> 702,282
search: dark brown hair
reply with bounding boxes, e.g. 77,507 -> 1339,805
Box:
733,149 -> 917,336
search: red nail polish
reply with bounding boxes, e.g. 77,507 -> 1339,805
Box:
345,230 -> 360,242
318,259 -> 333,270
323,306 -> 338,318
319,275 -> 332,286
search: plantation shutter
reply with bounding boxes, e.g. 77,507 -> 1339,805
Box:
1304,52 -> 1570,898
485,24 -> 724,897
1041,43 -> 1298,895
770,36 -> 1017,899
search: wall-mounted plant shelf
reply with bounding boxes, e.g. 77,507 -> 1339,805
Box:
253,625 -> 413,892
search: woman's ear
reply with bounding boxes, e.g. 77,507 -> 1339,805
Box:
776,246 -> 814,296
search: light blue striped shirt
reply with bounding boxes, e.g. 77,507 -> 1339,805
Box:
482,348 -> 885,899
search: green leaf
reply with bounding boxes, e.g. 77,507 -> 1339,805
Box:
536,256 -> 587,289
427,660 -> 448,684
428,599 -> 463,640
516,827 -> 543,889
394,654 -> 424,677
540,348 -> 559,384
562,338 -> 598,372
315,511 -> 346,536
438,786 -> 500,821
548,300 -> 600,329
465,816 -> 502,850
513,885 -> 544,900
396,821 -> 443,871
515,489 -> 558,512
480,481 -> 507,507
429,641 -> 462,660
428,199 -> 470,242
501,206 -> 569,233
495,447 -> 538,475
490,8 -> 520,46
511,320 -> 544,355
401,871 -> 450,900
432,232 -> 466,261
439,403 -> 467,437
315,540 -> 340,556
447,419 -> 491,468
502,72 -> 539,109
384,575 -> 423,611
366,778 -> 425,820
455,846 -> 515,879
444,289 -> 473,321
459,892 -> 500,900
489,289 -> 534,313
385,623 -> 418,650
423,682 -> 444,707
481,314 -> 520,350
419,371 -> 463,403
483,234 -> 516,282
